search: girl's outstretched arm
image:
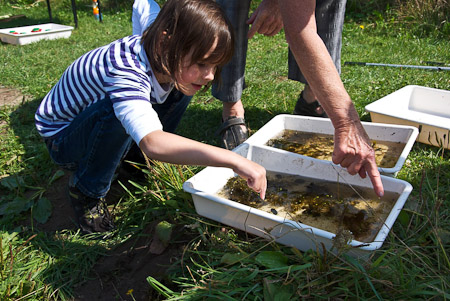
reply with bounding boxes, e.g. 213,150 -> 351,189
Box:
139,130 -> 267,199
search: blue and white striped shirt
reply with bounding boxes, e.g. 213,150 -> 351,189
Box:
35,35 -> 172,144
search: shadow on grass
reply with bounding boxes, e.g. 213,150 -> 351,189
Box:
176,100 -> 290,146
0,98 -> 59,227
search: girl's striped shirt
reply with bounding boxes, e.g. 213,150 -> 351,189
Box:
35,35 -> 172,144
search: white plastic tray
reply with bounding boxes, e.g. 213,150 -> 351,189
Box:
183,144 -> 413,259
0,23 -> 74,45
245,114 -> 418,176
365,85 -> 450,149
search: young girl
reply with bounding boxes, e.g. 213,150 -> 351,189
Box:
35,0 -> 267,235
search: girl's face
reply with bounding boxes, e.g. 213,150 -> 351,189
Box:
176,39 -> 218,96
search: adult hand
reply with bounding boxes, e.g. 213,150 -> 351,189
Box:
247,0 -> 283,39
332,121 -> 384,197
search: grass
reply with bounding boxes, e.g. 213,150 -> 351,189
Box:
1,0 -> 449,300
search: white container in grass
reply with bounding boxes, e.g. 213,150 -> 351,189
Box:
244,114 -> 418,177
365,85 -> 450,149
183,144 -> 413,260
0,23 -> 74,45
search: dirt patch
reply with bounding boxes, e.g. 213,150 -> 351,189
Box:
0,86 -> 32,107
73,222 -> 187,301
29,172 -> 127,233
32,173 -> 79,232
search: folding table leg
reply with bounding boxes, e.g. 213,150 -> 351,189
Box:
71,0 -> 78,28
46,0 -> 52,22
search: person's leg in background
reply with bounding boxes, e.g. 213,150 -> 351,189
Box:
213,0 -> 346,148
213,0 -> 251,150
289,0 -> 347,117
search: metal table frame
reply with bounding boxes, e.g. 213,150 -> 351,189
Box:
45,0 -> 103,28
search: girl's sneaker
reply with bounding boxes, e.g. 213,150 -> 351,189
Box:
68,186 -> 116,234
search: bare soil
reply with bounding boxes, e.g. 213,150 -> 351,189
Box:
0,86 -> 32,107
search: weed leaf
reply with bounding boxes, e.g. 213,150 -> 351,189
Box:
255,251 -> 288,269
263,278 -> 295,301
436,228 -> 450,244
0,175 -> 25,190
32,197 -> 52,224
0,197 -> 32,215
155,221 -> 173,245
49,170 -> 65,185
220,252 -> 248,265
397,210 -> 410,226
164,198 -> 179,209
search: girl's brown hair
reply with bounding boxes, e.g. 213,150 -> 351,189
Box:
142,0 -> 234,90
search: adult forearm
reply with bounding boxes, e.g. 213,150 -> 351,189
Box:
278,0 -> 384,196
279,0 -> 358,129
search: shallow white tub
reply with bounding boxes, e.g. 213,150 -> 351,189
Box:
0,23 -> 74,45
365,85 -> 450,149
244,114 -> 418,176
183,144 -> 413,259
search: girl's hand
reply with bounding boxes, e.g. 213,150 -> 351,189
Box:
232,158 -> 267,200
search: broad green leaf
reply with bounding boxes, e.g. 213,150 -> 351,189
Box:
263,278 -> 295,301
0,197 -> 33,215
0,175 -> 25,190
33,197 -> 53,224
164,198 -> 179,209
220,252 -> 248,265
156,221 -> 173,245
255,251 -> 288,269
397,210 -> 410,227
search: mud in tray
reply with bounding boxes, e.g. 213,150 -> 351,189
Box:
183,144 -> 412,259
245,114 -> 418,176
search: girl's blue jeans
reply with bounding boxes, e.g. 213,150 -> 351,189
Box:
44,90 -> 191,199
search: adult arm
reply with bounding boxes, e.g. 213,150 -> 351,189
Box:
278,0 -> 384,197
139,130 -> 267,199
